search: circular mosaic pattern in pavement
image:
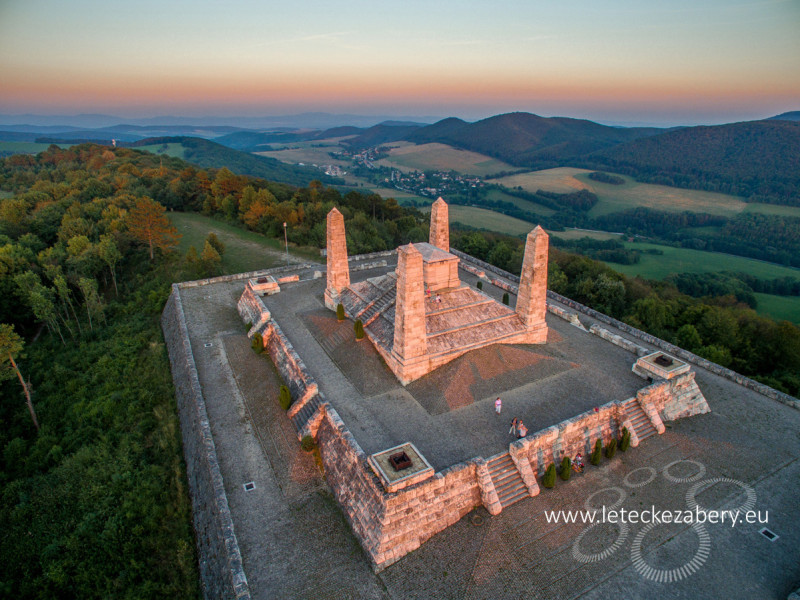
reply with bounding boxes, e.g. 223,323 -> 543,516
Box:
584,486 -> 626,512
623,467 -> 658,489
662,459 -> 706,483
572,521 -> 629,563
631,522 -> 711,583
685,477 -> 757,515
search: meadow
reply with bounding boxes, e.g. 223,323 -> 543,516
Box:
423,204 -> 535,236
169,212 -> 321,273
549,228 -> 621,241
376,142 -> 514,176
256,139 -> 350,167
752,293 -> 800,325
484,188 -> 556,216
495,167 -> 800,219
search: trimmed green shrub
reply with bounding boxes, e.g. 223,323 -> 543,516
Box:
336,303 -> 345,321
301,435 -> 316,452
606,438 -> 617,459
502,292 -> 510,305
542,463 -> 556,488
620,427 -> 631,452
245,321 -> 252,331
477,281 -> 483,290
559,456 -> 572,481
354,319 -> 365,340
251,332 -> 263,354
279,385 -> 292,410
590,439 -> 602,466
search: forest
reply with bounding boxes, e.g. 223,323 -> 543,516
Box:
0,143 -> 424,597
0,142 -> 798,597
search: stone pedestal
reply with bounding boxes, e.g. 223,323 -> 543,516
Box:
515,226 -> 549,343
325,208 -> 350,309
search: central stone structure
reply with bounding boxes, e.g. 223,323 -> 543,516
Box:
328,198 -> 550,384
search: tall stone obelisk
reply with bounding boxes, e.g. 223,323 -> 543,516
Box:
391,244 -> 427,382
515,226 -> 549,343
429,197 -> 449,251
325,207 -> 350,310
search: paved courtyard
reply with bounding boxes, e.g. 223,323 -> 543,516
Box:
177,264 -> 800,599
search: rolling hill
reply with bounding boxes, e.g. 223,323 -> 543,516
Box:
129,136 -> 340,186
405,112 -> 663,167
583,120 -> 800,205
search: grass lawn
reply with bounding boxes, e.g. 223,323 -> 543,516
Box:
169,212 -> 321,274
376,143 -> 514,176
424,205 -> 534,236
752,293 -> 800,325
611,242 -> 800,280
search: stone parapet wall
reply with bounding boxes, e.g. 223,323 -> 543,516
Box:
549,289 -> 800,410
261,320 -> 319,419
589,324 -> 648,356
161,287 -> 250,600
237,284 -> 270,331
178,263 -> 315,289
453,249 -> 798,411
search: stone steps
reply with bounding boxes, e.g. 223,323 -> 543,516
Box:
358,288 -> 397,326
290,395 -> 321,432
623,399 -> 658,441
319,326 -> 351,355
487,453 -> 529,508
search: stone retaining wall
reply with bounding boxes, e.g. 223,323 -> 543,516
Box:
261,320 -> 319,415
316,404 -> 481,571
516,398 -> 627,477
162,287 -> 250,600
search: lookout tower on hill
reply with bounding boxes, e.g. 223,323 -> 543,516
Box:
327,198 -> 549,384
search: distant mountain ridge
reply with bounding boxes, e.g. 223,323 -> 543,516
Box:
768,111 -> 800,122
404,112 -> 663,167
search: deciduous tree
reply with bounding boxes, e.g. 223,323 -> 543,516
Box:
0,323 -> 38,431
126,197 -> 180,260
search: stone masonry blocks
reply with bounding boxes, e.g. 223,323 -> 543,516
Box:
325,207 -> 350,309
516,226 -> 548,342
392,244 -> 427,362
429,197 -> 450,251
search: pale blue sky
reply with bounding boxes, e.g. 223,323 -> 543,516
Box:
0,0 -> 798,125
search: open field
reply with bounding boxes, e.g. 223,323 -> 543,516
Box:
495,167 -> 593,194
375,142 -> 514,176
495,167 -> 800,219
169,212 -> 320,273
549,228 -> 621,241
753,293 -> 800,325
133,143 -> 187,159
422,204 -> 535,236
256,140 -> 349,168
484,188 -> 556,216
613,242 -> 800,280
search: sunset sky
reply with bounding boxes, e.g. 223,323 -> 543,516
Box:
1,0 -> 798,126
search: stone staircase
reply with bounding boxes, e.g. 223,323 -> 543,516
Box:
622,398 -> 658,441
356,287 -> 396,326
487,453 -> 529,509
290,395 -> 322,433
